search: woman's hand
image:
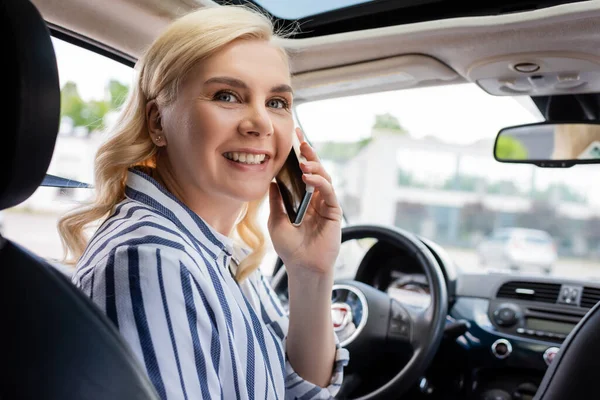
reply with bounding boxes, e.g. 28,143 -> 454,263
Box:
268,128 -> 342,277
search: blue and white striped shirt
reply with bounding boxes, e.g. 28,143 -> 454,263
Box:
72,167 -> 349,400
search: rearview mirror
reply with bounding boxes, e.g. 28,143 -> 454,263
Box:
494,121 -> 600,167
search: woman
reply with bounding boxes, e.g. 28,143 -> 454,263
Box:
59,5 -> 349,399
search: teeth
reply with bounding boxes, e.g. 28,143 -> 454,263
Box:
224,152 -> 267,165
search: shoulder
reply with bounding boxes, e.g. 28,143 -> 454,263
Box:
73,238 -> 200,290
73,200 -> 195,281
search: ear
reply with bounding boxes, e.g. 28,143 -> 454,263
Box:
146,100 -> 167,147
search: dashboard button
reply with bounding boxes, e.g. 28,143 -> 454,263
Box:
389,320 -> 410,338
491,339 -> 512,359
389,302 -> 411,340
570,289 -> 578,301
517,328 -> 525,334
390,301 -> 409,322
544,347 -> 560,366
494,306 -> 519,327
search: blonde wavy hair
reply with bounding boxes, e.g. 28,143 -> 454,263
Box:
58,5 -> 293,282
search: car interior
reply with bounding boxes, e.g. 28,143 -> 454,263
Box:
3,0 -> 600,399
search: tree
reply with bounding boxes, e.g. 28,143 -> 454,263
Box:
60,80 -> 130,134
397,169 -> 427,188
372,113 -> 406,133
108,80 -> 129,109
495,135 -> 528,160
443,174 -> 485,192
83,99 -> 111,132
313,138 -> 372,162
532,183 -> 587,204
60,82 -> 87,129
487,180 -> 521,196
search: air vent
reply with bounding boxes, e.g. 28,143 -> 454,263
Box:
581,287 -> 600,309
496,281 -> 561,304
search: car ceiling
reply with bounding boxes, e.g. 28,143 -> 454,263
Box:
31,0 -> 600,103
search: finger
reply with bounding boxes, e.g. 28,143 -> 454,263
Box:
300,140 -> 320,163
302,173 -> 341,213
296,127 -> 304,143
295,128 -> 319,163
300,160 -> 332,184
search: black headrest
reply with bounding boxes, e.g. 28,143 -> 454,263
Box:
1,0 -> 60,211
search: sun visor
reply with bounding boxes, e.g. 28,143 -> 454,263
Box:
467,52 -> 600,96
291,55 -> 461,102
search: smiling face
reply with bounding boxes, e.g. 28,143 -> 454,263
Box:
153,39 -> 294,205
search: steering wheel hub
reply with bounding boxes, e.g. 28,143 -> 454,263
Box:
332,284 -> 369,346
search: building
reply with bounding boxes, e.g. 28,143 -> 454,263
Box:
331,130 -> 600,257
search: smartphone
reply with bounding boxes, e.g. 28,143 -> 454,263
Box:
275,134 -> 314,226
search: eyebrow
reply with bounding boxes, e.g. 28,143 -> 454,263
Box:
204,76 -> 293,95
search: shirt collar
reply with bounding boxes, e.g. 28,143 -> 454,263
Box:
125,167 -> 234,260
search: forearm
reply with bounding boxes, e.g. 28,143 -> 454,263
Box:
286,266 -> 337,388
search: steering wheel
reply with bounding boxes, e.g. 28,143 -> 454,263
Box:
270,225 -> 448,399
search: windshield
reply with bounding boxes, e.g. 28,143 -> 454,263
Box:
295,83 -> 600,280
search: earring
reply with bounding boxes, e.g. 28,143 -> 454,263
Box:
156,135 -> 162,143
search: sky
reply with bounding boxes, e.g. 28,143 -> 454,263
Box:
253,0 -> 373,19
51,36 -> 600,208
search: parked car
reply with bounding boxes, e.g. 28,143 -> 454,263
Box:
477,227 -> 557,274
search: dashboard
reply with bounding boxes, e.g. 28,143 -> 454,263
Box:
270,232 -> 600,399
351,236 -> 600,400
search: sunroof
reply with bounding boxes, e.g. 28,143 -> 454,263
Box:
253,0 -> 374,19
218,0 -> 588,39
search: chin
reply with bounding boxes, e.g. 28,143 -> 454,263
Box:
229,185 -> 270,203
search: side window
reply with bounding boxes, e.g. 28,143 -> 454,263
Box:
2,37 -> 133,271
2,37 -> 287,279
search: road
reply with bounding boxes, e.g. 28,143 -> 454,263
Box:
4,211 -> 600,281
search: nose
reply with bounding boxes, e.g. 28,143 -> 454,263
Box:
238,102 -> 274,137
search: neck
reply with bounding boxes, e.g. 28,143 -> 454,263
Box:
151,160 -> 244,237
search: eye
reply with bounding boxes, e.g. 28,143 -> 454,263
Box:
214,91 -> 240,103
267,98 -> 289,109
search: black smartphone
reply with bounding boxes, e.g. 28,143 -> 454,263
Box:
275,135 -> 314,226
